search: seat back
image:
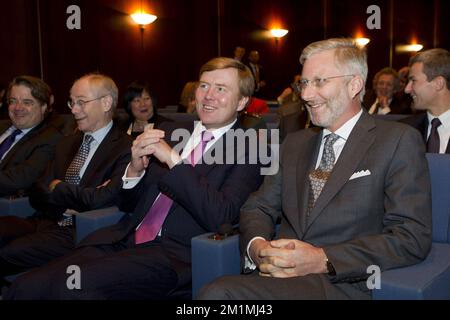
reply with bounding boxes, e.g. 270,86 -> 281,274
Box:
0,197 -> 34,217
426,153 -> 450,243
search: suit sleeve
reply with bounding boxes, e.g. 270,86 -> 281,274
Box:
323,127 -> 432,283
49,147 -> 131,212
0,129 -> 62,196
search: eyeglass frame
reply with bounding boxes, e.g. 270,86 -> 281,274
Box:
298,74 -> 355,91
67,95 -> 108,110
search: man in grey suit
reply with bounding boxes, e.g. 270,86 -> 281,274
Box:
199,38 -> 432,300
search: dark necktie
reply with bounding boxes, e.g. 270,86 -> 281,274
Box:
0,128 -> 22,160
135,130 -> 215,244
65,135 -> 94,185
307,133 -> 340,213
427,118 -> 441,153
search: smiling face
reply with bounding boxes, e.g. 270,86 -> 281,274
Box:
8,85 -> 47,129
301,50 -> 360,131
405,62 -> 437,112
69,78 -> 111,133
130,90 -> 154,121
195,68 -> 248,130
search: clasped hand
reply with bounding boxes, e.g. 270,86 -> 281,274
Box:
127,129 -> 182,177
250,238 -> 327,278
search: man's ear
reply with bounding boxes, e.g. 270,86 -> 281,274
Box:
102,95 -> 113,113
40,103 -> 48,115
432,76 -> 446,92
237,96 -> 249,112
348,75 -> 364,100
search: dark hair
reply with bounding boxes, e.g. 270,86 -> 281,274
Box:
122,81 -> 158,120
8,75 -> 52,107
409,48 -> 450,89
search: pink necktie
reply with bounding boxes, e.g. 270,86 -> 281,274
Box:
135,130 -> 215,244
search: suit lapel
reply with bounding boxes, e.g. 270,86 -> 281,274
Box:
304,112 -> 376,232
0,122 -> 45,167
297,131 -> 322,236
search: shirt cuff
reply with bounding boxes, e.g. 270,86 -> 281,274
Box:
122,163 -> 145,189
244,236 -> 266,271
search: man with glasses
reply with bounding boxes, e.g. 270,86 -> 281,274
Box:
0,75 -> 62,197
0,73 -> 131,284
199,38 -> 431,300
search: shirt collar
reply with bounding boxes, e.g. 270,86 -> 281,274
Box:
427,109 -> 450,128
192,119 -> 237,141
84,121 -> 113,144
322,109 -> 363,141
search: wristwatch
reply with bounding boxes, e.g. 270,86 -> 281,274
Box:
325,258 -> 336,276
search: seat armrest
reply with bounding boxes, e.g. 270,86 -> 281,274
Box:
191,232 -> 240,298
373,243 -> 450,300
0,197 -> 34,218
75,206 -> 125,243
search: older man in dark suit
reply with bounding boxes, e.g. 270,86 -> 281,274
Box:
199,38 -> 431,300
5,58 -> 265,299
401,48 -> 450,154
0,73 -> 131,280
0,76 -> 62,198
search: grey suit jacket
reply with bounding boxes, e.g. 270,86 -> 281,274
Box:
239,111 -> 432,296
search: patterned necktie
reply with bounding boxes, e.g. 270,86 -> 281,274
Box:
0,128 -> 22,159
307,133 -> 340,213
65,134 -> 94,185
427,118 -> 441,153
135,130 -> 215,244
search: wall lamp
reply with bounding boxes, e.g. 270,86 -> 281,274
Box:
270,28 -> 289,39
396,44 -> 424,53
355,37 -> 370,48
131,11 -> 157,29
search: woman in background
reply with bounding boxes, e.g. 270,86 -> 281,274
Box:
119,81 -> 172,138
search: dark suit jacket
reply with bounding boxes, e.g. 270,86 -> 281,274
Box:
0,119 -> 63,197
363,89 -> 412,115
239,111 -> 432,298
31,123 -> 132,221
115,112 -> 173,138
401,112 -> 450,154
80,121 -> 265,265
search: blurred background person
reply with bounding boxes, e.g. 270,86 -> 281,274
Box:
118,81 -> 172,138
363,67 -> 412,115
233,46 -> 246,62
178,81 -> 198,113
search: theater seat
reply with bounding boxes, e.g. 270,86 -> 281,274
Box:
0,197 -> 34,218
75,206 -> 126,243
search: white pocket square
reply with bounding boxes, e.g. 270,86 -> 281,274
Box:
349,170 -> 371,181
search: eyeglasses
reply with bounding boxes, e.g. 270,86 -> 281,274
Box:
299,74 -> 354,91
8,98 -> 36,107
67,95 -> 107,109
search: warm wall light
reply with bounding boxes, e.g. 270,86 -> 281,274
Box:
355,37 -> 370,47
396,44 -> 424,53
131,12 -> 157,28
270,28 -> 289,39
